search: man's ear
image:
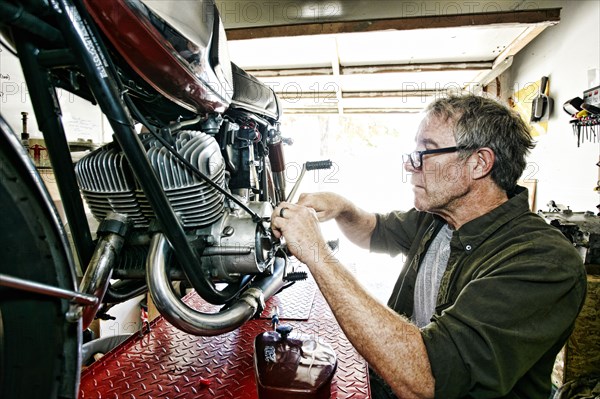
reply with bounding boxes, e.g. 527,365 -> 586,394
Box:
472,147 -> 495,180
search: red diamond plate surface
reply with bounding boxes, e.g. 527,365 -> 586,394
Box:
79,275 -> 371,398
259,276 -> 316,320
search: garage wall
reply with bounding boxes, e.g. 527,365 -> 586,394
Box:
0,49 -> 107,144
507,0 -> 600,212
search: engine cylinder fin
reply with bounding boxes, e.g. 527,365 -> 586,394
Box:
75,130 -> 227,229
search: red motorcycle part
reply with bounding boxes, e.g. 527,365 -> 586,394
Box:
83,0 -> 232,113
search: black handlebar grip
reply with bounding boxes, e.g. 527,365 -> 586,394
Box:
305,160 -> 333,171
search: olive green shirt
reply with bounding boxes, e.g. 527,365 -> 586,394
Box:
370,186 -> 587,398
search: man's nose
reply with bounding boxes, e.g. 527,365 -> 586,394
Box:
403,158 -> 416,173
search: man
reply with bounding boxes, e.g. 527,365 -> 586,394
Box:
271,94 -> 587,398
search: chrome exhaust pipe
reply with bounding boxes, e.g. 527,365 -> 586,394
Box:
79,213 -> 129,329
146,233 -> 285,336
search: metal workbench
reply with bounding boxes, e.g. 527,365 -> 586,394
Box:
79,275 -> 371,398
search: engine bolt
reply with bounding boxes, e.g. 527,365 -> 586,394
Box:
222,226 -> 235,237
65,305 -> 83,323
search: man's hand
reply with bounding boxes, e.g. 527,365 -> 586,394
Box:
271,202 -> 332,266
296,192 -> 376,250
296,192 -> 348,222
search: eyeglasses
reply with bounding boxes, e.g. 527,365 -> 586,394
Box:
402,146 -> 464,170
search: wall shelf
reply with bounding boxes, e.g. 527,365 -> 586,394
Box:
571,115 -> 600,147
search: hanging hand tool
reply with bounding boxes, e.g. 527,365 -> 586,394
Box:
531,76 -> 552,123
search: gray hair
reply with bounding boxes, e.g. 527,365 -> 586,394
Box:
425,94 -> 535,193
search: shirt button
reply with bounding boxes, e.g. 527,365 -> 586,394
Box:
465,245 -> 472,251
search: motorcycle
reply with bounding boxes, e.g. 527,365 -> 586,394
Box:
0,0 -> 330,397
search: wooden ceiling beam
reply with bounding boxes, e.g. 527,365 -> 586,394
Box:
247,67 -> 334,77
342,90 -> 448,99
246,61 -> 493,77
341,62 -> 492,75
226,9 -> 560,40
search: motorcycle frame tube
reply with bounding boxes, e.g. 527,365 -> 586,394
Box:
147,233 -> 286,336
12,34 -> 95,271
0,1 -> 64,46
48,0 -> 231,305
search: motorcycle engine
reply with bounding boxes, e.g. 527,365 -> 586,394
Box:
74,126 -> 275,283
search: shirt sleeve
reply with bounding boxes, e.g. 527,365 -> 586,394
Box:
370,208 -> 424,256
420,242 -> 586,398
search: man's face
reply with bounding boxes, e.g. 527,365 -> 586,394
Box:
405,114 -> 472,214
